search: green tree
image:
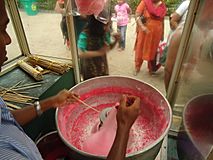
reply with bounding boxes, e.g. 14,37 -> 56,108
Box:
18,0 -> 182,15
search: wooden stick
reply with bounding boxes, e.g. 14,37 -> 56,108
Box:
2,93 -> 37,100
7,107 -> 14,111
5,102 -> 22,110
17,81 -> 45,88
13,84 -> 42,91
72,96 -> 99,113
0,87 -> 38,100
0,81 -> 22,96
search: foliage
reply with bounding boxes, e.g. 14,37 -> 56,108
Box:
110,0 -> 141,13
110,0 -> 182,15
36,0 -> 56,10
165,0 -> 182,15
18,0 -> 182,15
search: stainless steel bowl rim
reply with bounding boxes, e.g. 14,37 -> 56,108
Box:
56,75 -> 172,158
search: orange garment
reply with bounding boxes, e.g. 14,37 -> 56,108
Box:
134,1 -> 164,70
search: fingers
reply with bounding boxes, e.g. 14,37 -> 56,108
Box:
132,97 -> 140,108
132,97 -> 141,114
59,89 -> 79,104
119,95 -> 140,109
119,95 -> 127,108
70,91 -> 79,99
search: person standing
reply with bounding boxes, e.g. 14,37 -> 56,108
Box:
114,0 -> 132,51
160,0 -> 190,66
78,15 -> 120,80
170,0 -> 190,31
134,0 -> 167,75
164,0 -> 213,91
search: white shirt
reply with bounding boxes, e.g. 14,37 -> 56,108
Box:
175,0 -> 190,25
0,98 -> 43,160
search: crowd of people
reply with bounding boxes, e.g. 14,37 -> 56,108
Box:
71,0 -> 191,82
0,0 -> 139,159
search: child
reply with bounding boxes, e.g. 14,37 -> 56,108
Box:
114,0 -> 132,51
78,15 -> 120,80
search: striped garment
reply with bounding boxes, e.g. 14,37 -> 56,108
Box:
0,97 -> 43,160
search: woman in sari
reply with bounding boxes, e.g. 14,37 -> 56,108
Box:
134,0 -> 167,75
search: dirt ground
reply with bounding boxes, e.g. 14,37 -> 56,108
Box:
7,10 -> 170,95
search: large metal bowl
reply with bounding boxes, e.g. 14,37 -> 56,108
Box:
183,94 -> 213,159
56,76 -> 172,160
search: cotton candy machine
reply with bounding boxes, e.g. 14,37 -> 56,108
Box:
56,76 -> 172,160
182,94 -> 213,159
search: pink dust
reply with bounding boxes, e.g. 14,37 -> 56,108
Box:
57,87 -> 168,156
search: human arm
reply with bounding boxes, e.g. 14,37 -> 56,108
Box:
127,5 -> 132,15
170,12 -> 181,30
55,1 -> 65,15
107,95 -> 141,160
109,32 -> 120,50
127,4 -> 132,22
135,1 -> 149,33
164,29 -> 182,91
170,1 -> 190,30
11,89 -> 77,126
78,48 -> 107,58
135,12 -> 149,33
77,31 -> 108,58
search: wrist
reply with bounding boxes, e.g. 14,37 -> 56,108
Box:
47,96 -> 59,108
38,97 -> 56,113
117,124 -> 131,133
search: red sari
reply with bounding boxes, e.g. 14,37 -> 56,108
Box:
134,0 -> 166,73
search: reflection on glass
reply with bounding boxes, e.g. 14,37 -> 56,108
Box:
6,10 -> 22,62
174,1 -> 213,159
175,0 -> 213,106
17,1 -> 72,59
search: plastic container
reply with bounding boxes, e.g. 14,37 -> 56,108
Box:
20,0 -> 38,16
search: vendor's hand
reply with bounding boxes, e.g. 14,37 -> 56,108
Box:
51,89 -> 79,108
116,95 -> 141,130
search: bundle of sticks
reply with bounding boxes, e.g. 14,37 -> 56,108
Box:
27,55 -> 72,74
0,81 -> 42,110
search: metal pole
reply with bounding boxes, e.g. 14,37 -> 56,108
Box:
166,0 -> 200,107
65,0 -> 81,84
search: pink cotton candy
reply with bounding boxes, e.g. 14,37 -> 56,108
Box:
57,87 -> 169,156
75,0 -> 107,15
82,107 -> 117,156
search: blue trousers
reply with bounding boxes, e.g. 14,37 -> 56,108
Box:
117,25 -> 127,49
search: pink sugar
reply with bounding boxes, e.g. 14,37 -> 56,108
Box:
57,87 -> 168,156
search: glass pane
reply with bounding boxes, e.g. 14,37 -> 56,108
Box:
173,0 -> 213,159
6,10 -> 22,62
17,0 -> 72,59
174,0 -> 213,109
